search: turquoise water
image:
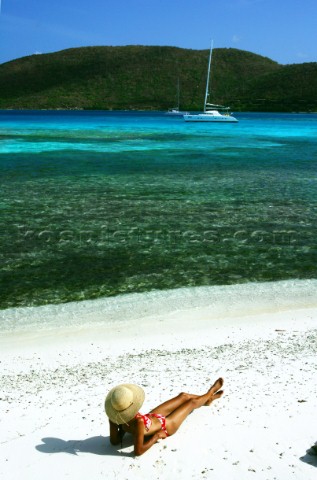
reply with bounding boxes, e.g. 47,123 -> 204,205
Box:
0,110 -> 316,309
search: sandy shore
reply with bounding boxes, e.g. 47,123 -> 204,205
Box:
1,280 -> 317,479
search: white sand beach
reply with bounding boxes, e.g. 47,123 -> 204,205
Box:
1,280 -> 317,480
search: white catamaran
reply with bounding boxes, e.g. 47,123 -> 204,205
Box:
184,42 -> 238,123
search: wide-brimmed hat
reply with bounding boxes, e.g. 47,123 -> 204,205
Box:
105,384 -> 145,425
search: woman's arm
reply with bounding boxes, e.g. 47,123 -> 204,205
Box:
134,418 -> 166,456
109,420 -> 125,445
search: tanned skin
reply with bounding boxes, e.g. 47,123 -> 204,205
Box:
109,377 -> 224,456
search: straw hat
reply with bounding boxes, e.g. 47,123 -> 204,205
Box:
105,384 -> 145,425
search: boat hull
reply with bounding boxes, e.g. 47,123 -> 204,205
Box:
184,114 -> 238,123
166,110 -> 190,116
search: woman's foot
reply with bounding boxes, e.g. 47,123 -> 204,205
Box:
205,378 -> 224,405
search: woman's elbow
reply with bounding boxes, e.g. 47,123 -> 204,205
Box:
134,446 -> 145,456
110,438 -> 120,446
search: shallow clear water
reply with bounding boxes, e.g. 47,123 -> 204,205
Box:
0,110 -> 316,309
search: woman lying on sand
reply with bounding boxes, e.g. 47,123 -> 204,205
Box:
105,378 -> 224,456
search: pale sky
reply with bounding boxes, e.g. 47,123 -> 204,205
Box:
0,0 -> 316,65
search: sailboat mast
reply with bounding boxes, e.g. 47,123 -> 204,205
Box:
204,40 -> 213,112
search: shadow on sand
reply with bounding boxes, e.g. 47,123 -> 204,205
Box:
300,442 -> 317,468
35,435 -> 134,457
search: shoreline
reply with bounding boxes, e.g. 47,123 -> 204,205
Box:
1,279 -> 316,355
1,278 -> 317,333
1,279 -> 317,479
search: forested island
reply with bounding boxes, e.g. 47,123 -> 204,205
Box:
0,45 -> 316,112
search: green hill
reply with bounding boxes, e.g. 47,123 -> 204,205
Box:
242,62 -> 317,111
0,45 -> 316,111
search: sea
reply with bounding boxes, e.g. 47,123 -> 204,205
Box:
0,110 -> 316,320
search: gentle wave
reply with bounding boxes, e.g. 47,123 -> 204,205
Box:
0,279 -> 316,333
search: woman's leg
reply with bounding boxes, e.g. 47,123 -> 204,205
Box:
150,378 -> 223,417
165,378 -> 223,435
150,392 -> 199,416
